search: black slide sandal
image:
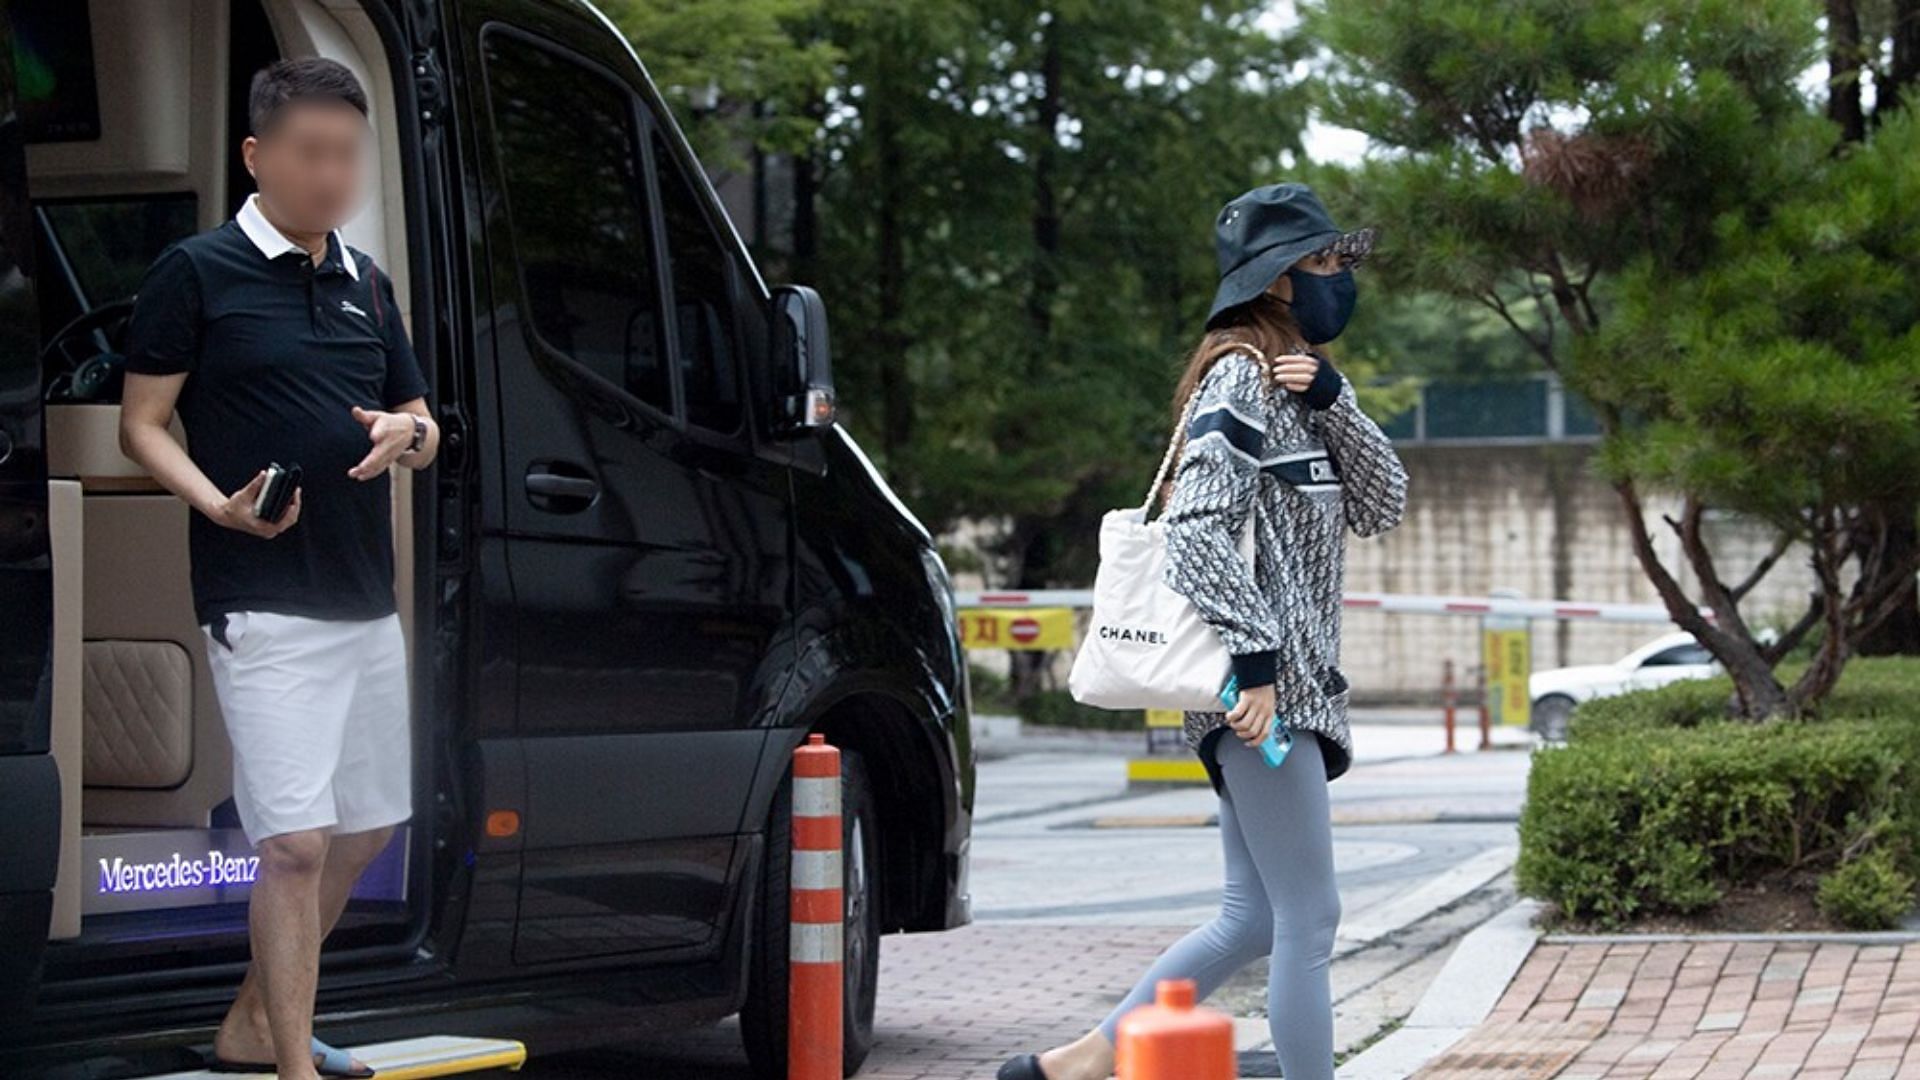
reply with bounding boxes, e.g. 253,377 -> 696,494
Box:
209,1062 -> 281,1077
996,1052 -> 1049,1080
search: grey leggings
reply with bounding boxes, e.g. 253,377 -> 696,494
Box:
1095,727 -> 1340,1080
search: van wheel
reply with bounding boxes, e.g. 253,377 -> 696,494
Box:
740,745 -> 881,1077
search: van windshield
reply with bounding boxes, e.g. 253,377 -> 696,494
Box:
39,194 -> 198,310
35,192 -> 197,402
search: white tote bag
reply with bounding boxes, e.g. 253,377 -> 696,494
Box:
1067,378 -> 1257,712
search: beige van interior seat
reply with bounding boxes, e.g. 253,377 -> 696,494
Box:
44,406 -> 231,828
82,640 -> 195,790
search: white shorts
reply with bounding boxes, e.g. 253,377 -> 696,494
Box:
202,609 -> 413,846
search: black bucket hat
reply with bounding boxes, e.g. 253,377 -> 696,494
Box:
1204,181 -> 1376,329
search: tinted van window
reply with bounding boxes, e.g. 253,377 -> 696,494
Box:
482,31 -> 670,412
651,131 -> 743,435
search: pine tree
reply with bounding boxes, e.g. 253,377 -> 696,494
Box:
1303,0 -> 1920,717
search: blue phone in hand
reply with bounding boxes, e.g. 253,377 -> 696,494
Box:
1219,674 -> 1293,768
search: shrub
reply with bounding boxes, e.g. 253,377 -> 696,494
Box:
1516,699 -> 1920,928
1016,688 -> 1144,731
1563,677 -> 1732,742
1566,654 -> 1920,742
967,663 -> 1014,714
1818,849 -> 1917,930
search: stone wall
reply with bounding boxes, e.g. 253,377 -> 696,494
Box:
1335,442 -> 1816,701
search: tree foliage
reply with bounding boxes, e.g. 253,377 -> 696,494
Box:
608,0 -> 1920,709
1302,0 -> 1920,716
598,0 -> 839,169
803,4 -> 1314,596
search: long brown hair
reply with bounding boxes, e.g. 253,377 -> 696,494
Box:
1156,291 -> 1317,508
1167,294 -> 1320,432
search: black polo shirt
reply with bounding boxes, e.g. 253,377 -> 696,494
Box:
123,200 -> 430,627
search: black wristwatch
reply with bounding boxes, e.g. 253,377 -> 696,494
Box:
406,415 -> 427,453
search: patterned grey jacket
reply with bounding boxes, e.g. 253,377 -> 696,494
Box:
1160,346 -> 1409,792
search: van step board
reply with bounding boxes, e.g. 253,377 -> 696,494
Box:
145,1035 -> 526,1079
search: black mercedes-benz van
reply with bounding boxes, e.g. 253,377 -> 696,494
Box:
0,1 -> 974,1076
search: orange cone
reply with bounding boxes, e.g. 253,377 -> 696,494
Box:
1114,978 -> 1236,1079
789,733 -> 842,1080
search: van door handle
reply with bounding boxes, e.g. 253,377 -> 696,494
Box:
525,462 -> 600,511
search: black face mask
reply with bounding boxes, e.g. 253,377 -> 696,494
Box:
1285,267 -> 1357,344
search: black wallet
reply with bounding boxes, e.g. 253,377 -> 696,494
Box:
253,462 -> 301,522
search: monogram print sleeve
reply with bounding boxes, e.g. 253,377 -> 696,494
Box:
1161,352 -> 1283,689
1314,365 -> 1409,538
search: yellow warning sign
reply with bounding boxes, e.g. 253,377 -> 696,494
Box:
1145,708 -> 1183,728
1482,627 -> 1531,727
958,607 -> 1075,651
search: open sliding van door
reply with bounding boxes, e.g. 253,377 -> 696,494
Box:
0,0 -> 62,1025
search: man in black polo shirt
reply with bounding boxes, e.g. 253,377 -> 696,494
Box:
119,57 -> 438,1080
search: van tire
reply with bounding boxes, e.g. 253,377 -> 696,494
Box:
740,744 -> 881,1077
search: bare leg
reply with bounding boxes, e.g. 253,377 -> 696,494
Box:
225,828 -> 330,1080
213,826 -> 397,1070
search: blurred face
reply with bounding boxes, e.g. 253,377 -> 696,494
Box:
241,99 -> 370,233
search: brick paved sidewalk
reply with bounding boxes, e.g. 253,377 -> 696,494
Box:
566,921 -> 1271,1079
857,922 -> 1192,1079
1416,938 -> 1920,1079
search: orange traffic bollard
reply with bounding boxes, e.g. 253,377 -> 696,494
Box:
789,733 -> 842,1080
1442,658 -> 1457,754
1115,978 -> 1236,1079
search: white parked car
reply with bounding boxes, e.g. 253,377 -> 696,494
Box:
1528,630 -> 1722,742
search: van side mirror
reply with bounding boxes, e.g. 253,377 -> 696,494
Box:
769,284 -> 835,435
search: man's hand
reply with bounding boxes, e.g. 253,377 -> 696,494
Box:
1226,681 -> 1278,746
210,469 -> 302,537
348,405 -> 413,479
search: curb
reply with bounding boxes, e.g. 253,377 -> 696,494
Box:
1541,928 -> 1920,944
1338,898 -> 1543,1079
1336,846 -> 1518,951
1062,810 -> 1522,829
973,716 -> 1535,768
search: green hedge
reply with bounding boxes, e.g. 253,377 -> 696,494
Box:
1566,655 -> 1920,741
1517,657 -> 1920,930
965,666 -> 1148,730
1017,688 -> 1146,731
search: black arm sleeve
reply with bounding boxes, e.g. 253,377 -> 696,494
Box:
1299,351 -> 1342,410
371,262 -> 429,407
123,244 -> 203,376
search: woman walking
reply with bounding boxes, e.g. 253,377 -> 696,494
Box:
999,182 -> 1410,1080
